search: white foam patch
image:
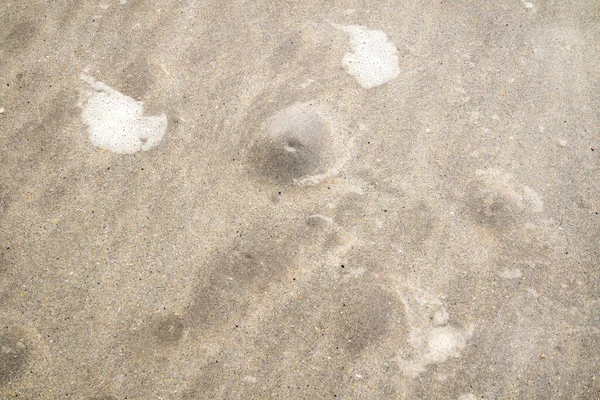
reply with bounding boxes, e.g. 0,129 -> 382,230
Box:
425,326 -> 470,363
396,287 -> 474,378
399,324 -> 473,377
521,0 -> 534,8
499,268 -> 522,279
79,73 -> 167,154
340,25 -> 400,89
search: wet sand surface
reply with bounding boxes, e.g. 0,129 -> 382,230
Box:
0,1 -> 599,399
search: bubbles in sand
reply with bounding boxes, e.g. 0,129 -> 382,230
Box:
339,25 -> 400,89
79,73 -> 167,154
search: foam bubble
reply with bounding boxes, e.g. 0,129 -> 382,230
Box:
499,268 -> 522,279
397,289 -> 474,378
340,25 -> 400,89
79,73 -> 167,154
426,326 -> 469,361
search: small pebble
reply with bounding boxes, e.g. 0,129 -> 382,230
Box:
0,108 -> 5,114
540,354 -> 546,359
